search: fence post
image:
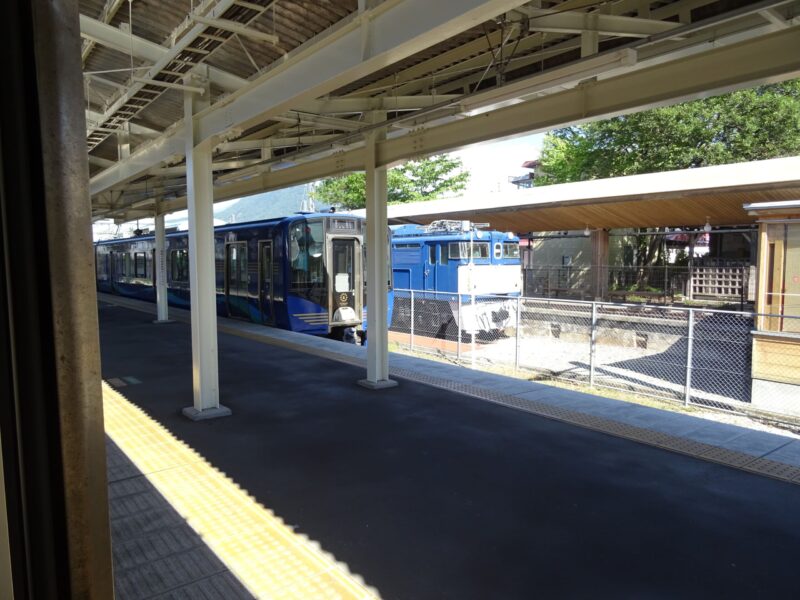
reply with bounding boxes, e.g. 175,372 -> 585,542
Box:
410,289 -> 415,352
457,293 -> 462,362
684,308 -> 695,406
471,293 -> 476,370
589,302 -> 597,387
514,296 -> 521,372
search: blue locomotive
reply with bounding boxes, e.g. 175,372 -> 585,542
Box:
390,220 -> 521,335
95,212 -> 373,341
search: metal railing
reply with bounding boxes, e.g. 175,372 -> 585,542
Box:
390,290 -> 800,424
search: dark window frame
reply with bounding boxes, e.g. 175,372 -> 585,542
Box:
134,252 -> 147,278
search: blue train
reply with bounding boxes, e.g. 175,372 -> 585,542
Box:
95,212 -> 372,341
390,220 -> 522,335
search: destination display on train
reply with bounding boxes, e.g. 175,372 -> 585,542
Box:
331,219 -> 356,231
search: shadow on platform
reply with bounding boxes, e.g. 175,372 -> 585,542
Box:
100,303 -> 800,599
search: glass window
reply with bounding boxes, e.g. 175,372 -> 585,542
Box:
448,241 -> 489,259
134,252 -> 147,278
440,244 -> 448,265
307,221 -> 324,284
123,253 -> 132,277
503,242 -> 520,259
226,243 -> 248,291
289,219 -> 324,286
494,243 -> 502,259
763,223 -> 800,333
429,244 -> 436,264
170,249 -> 189,282
289,221 -> 308,285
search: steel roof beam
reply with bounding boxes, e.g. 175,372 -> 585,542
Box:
297,95 -> 461,113
356,0 -> 720,99
90,0 -> 532,196
526,9 -> 683,38
81,0 -> 126,64
199,26 -> 800,205
215,135 -> 339,152
86,109 -> 161,137
192,15 -> 279,45
79,14 -> 246,93
191,0 -> 535,143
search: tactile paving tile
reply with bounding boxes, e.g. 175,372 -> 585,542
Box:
388,366 -> 800,486
743,458 -> 800,480
103,382 -> 381,600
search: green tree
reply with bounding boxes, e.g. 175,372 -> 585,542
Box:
536,79 -> 800,185
311,155 -> 469,210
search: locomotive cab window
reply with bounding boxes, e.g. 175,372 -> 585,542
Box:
448,241 -> 490,260
503,242 -> 520,258
493,243 -> 502,259
429,244 -> 436,264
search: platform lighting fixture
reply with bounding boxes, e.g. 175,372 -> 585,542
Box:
704,217 -> 712,233
584,225 -> 591,236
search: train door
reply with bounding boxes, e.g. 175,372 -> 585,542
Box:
424,243 -> 436,291
108,251 -> 117,294
434,243 -> 450,291
225,241 -> 250,320
328,236 -> 362,326
258,240 -> 274,325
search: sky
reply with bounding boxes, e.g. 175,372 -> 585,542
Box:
93,132 -> 546,239
450,132 -> 545,194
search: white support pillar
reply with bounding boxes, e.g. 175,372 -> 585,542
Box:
153,207 -> 171,323
358,128 -> 397,390
590,228 -> 609,300
182,73 -> 231,420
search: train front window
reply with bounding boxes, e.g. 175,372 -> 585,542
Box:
289,221 -> 327,305
289,220 -> 324,286
333,241 -> 354,293
503,242 -> 520,259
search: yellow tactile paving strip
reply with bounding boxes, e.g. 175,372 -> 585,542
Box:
102,382 -> 381,600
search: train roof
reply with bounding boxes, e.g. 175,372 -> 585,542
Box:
391,221 -> 518,241
95,212 -> 362,245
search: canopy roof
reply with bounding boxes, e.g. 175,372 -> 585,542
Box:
80,0 -> 800,223
360,156 -> 800,232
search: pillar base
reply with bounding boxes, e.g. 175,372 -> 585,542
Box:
357,378 -> 398,390
181,405 -> 232,421
152,319 -> 175,324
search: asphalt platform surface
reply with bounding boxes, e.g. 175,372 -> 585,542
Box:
99,303 -> 800,599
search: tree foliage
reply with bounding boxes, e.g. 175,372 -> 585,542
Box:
311,155 -> 469,210
536,80 -> 800,185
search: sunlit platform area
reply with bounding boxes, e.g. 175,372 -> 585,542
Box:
100,301 -> 800,598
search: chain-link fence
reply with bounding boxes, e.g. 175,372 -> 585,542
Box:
390,290 -> 800,424
522,265 -> 754,308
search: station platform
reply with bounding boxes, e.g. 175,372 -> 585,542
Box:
98,297 -> 800,598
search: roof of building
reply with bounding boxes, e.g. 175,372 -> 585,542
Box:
360,156 -> 800,232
